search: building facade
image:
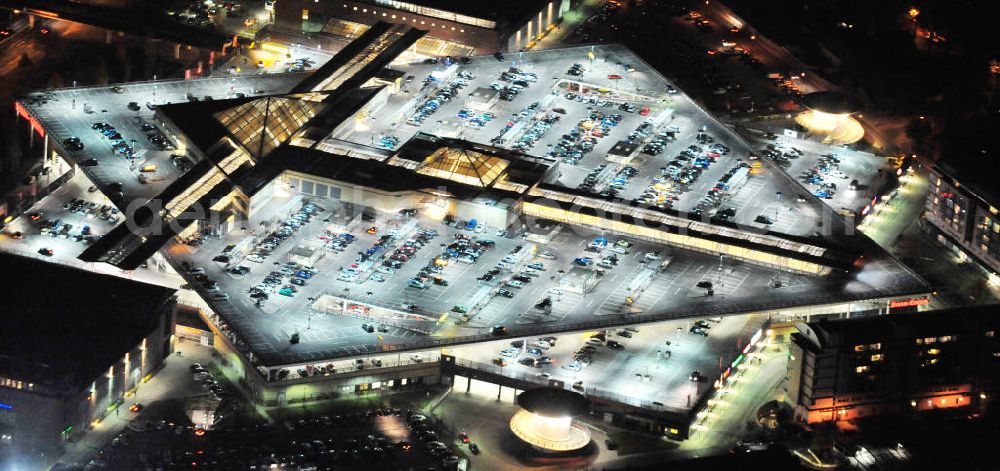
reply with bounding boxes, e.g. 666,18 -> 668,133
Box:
787,306 -> 1000,424
275,0 -> 570,53
0,255 -> 177,469
924,164 -> 1000,279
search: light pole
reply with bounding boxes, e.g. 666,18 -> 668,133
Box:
775,191 -> 782,221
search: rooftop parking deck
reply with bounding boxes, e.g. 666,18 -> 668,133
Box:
19,73 -> 312,206
338,44 -> 876,237
12,43 -> 927,370
175,188 -> 927,367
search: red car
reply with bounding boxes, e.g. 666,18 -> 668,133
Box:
459,432 -> 471,443
639,107 -> 651,116
607,74 -> 622,80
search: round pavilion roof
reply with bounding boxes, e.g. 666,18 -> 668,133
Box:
517,388 -> 589,418
800,91 -> 862,115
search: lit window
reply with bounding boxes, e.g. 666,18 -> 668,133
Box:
871,354 -> 883,362
460,29 -> 465,32
987,331 -> 995,338
868,343 -> 882,350
855,366 -> 869,374
928,358 -> 939,365
854,345 -> 865,352
362,8 -> 367,12
939,335 -> 953,343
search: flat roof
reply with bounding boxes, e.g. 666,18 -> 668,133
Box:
358,0 -> 550,28
804,304 -> 1000,350
0,253 -> 175,393
517,388 -> 589,417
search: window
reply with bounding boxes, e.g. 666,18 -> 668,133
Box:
868,343 -> 882,351
927,348 -> 941,355
871,354 -> 883,362
987,331 -> 995,338
855,366 -> 869,374
939,335 -> 954,343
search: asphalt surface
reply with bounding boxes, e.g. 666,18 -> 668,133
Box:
451,314 -> 764,411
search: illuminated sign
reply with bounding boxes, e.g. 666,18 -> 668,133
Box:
890,297 -> 929,309
730,354 -> 745,369
0,403 -> 13,410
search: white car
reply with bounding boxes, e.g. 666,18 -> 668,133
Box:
500,348 -> 518,357
370,273 -> 385,282
532,340 -> 552,349
644,252 -> 660,261
337,273 -> 356,282
246,255 -> 265,263
561,362 -> 582,372
547,287 -> 563,295
474,224 -> 485,233
377,266 -> 395,274
611,246 -> 629,255
537,251 -> 556,260
506,280 -> 523,289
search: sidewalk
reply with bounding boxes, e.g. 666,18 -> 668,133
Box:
54,340 -> 215,468
681,344 -> 789,454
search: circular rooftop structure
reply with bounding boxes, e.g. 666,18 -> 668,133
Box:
511,388 -> 592,452
516,387 -> 589,418
799,91 -> 862,115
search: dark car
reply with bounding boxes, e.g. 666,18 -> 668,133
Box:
127,102 -> 141,111
754,215 -> 774,224
607,340 -> 625,351
493,52 -> 505,62
80,158 -> 99,166
490,325 -> 507,336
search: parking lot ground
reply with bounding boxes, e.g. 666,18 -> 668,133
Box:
22,73 -> 309,205
451,314 -> 764,413
83,366 -> 458,470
